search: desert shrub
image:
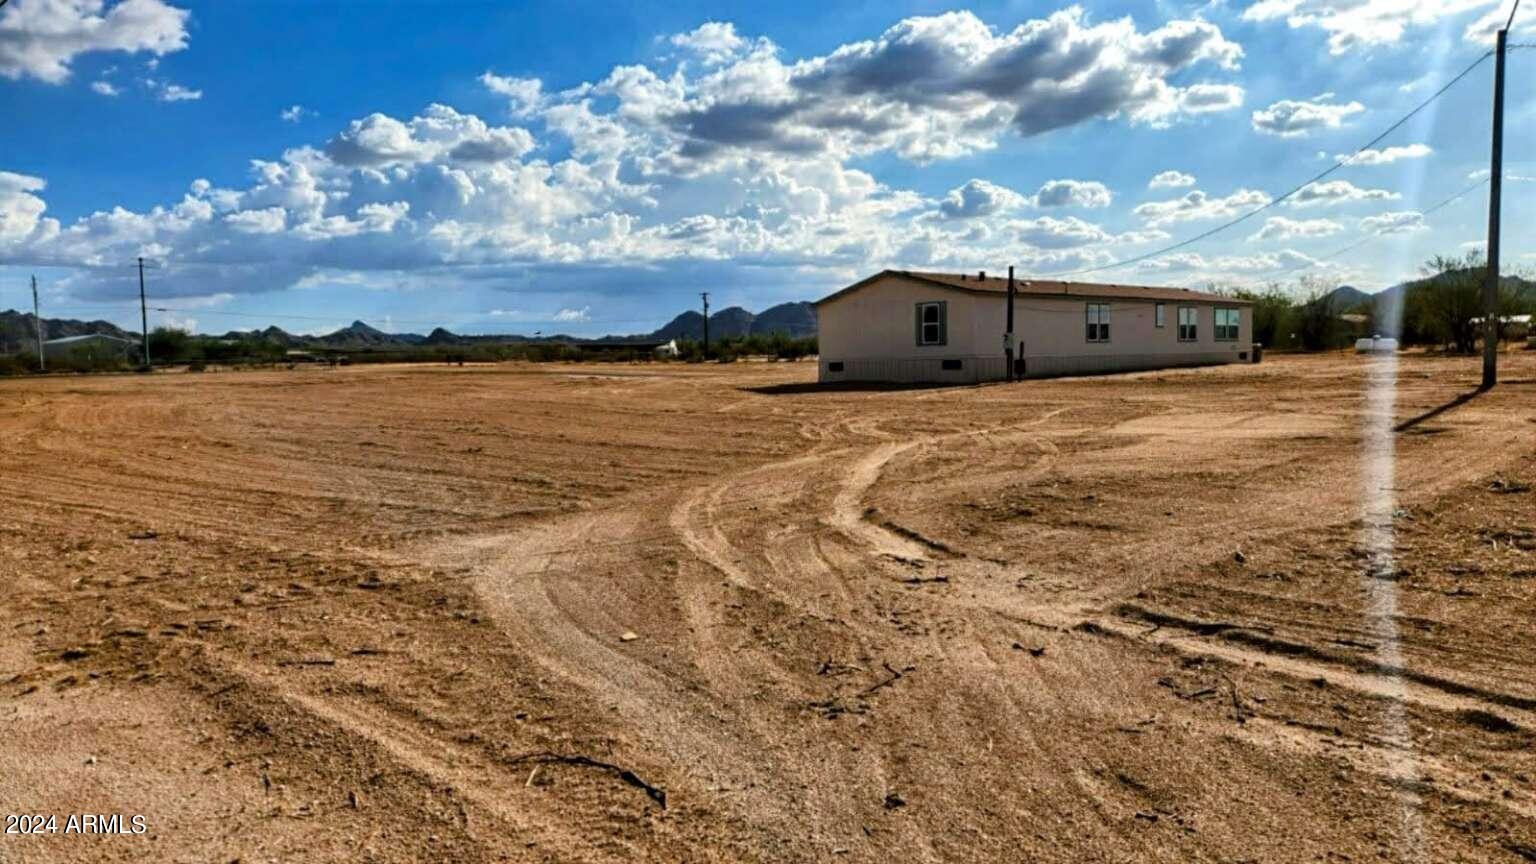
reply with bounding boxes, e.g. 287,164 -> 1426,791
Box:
149,327 -> 196,363
675,334 -> 815,362
0,354 -> 36,376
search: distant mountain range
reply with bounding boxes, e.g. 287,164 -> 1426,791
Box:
1317,285 -> 1373,311
649,302 -> 817,341
2,300 -> 818,353
1315,274 -> 1535,325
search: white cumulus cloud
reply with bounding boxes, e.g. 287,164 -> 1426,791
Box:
937,179 -> 1027,219
1252,94 -> 1364,137
0,10 -> 1262,305
1249,216 -> 1344,241
1148,170 -> 1196,189
1360,210 -> 1426,234
1008,216 -> 1111,249
1289,179 -> 1398,207
1032,179 -> 1112,209
670,21 -> 749,66
157,81 -> 200,101
0,0 -> 190,84
480,72 -> 544,117
1340,144 -> 1432,165
1242,0 -> 1497,55
551,306 -> 591,323
0,171 -> 52,242
1134,187 -> 1272,226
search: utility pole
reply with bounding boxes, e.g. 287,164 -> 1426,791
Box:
32,274 -> 44,371
138,256 -> 150,367
700,291 -> 710,358
1483,2 -> 1517,389
1004,266 -> 1016,381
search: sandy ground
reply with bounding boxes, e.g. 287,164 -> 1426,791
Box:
1,352 -> 1534,863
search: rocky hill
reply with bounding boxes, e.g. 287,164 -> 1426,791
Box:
0,309 -> 135,352
749,302 -> 817,337
649,302 -> 816,341
1318,285 -> 1371,311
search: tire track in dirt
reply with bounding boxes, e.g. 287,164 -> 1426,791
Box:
825,395 -> 1536,843
664,438 -> 953,859
1238,713 -> 1536,821
1089,604 -> 1536,730
831,440 -> 933,563
423,504 -> 853,852
456,515 -> 766,761
827,408 -> 1072,569
197,652 -> 661,862
655,406 -> 1088,858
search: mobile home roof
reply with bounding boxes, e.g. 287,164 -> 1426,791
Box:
44,334 -> 137,346
816,270 -> 1253,307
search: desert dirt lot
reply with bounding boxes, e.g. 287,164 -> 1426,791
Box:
2,352 -> 1535,862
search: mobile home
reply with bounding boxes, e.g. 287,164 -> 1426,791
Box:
816,270 -> 1253,384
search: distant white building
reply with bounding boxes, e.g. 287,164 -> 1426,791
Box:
42,333 -> 138,360
654,339 -> 680,358
816,270 -> 1253,384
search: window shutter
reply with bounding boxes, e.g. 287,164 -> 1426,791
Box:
915,303 -> 922,346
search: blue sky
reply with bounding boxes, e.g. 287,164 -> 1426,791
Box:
1,0 -> 1532,337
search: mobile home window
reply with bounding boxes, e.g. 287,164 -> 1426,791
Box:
1155,302 -> 1166,328
1085,303 -> 1110,342
915,301 -> 946,346
1177,306 -> 1198,342
1214,308 -> 1240,341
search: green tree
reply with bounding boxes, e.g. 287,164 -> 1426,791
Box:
1409,252 -> 1497,354
1234,283 -> 1294,348
149,327 -> 195,363
1289,276 -> 1345,351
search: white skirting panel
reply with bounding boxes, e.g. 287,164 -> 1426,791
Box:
818,352 -> 1240,384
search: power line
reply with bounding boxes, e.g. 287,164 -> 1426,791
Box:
1057,49 -> 1496,279
1260,176 -> 1491,280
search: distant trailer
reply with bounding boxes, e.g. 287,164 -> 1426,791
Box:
41,333 -> 138,360
1354,336 -> 1399,354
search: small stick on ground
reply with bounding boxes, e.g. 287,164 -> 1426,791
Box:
505,752 -> 666,808
860,662 -> 913,697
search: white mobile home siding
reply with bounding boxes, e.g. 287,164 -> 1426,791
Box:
817,273 -> 1251,384
817,275 -> 1000,385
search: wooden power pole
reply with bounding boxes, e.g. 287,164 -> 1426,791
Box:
700,291 -> 710,358
138,256 -> 150,367
32,274 -> 44,371
1483,5 -> 1516,389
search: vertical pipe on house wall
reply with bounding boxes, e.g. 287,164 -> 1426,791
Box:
1005,266 -> 1015,382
